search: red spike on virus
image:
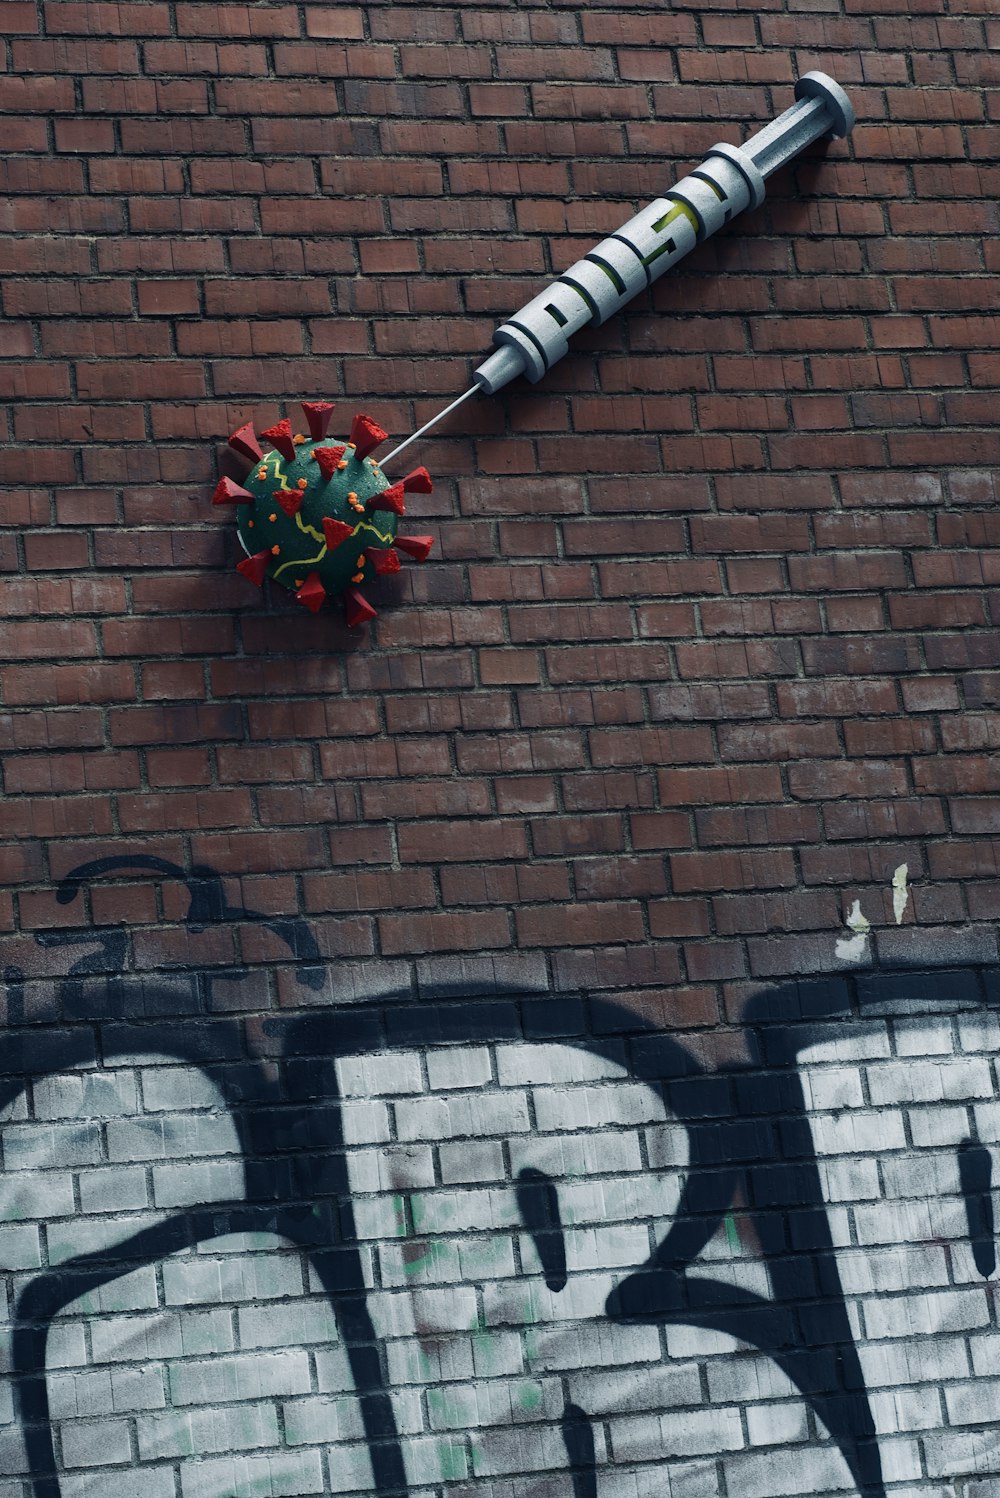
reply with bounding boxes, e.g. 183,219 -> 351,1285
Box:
368,482 -> 405,517
395,535 -> 435,562
275,489 -> 303,518
367,547 -> 402,576
403,467 -> 433,494
213,477 -> 253,506
260,417 -> 297,464
302,402 -> 335,441
296,571 -> 326,613
345,586 -> 378,628
216,401 -> 433,625
323,517 -> 355,551
349,413 -> 388,461
236,550 -> 271,588
229,421 -> 263,462
314,446 -> 347,482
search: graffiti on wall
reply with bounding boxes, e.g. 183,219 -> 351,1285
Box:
1,858 -> 998,1497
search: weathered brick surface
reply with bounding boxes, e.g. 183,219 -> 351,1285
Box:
0,3 -> 998,1491
1,980 -> 999,1496
0,11 -> 994,965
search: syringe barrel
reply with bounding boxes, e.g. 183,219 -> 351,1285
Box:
474,71 -> 854,396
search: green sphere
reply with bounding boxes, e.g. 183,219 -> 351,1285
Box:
236,437 -> 399,599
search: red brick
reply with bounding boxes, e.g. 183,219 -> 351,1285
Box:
1,2 -> 39,29
379,909 -> 510,956
45,3 -> 171,32
914,758 -> 1000,795
53,118 -> 115,154
517,901 -> 643,948
788,760 -> 910,800
844,719 -> 937,756
823,798 -> 948,840
671,850 -> 798,893
715,474 -> 836,513
15,37 -> 139,70
629,812 -> 693,851
398,821 -> 527,864
3,750 -> 138,795
648,900 -> 710,939
777,681 -> 900,717
649,683 -> 771,722
659,765 -> 783,806
696,805 -> 821,847
1,663 -> 132,707
305,7 -> 364,39
591,727 -> 714,769
718,722 -> 841,762
675,639 -> 800,678
304,870 -> 436,913
137,281 -> 201,317
564,772 -> 655,813
531,815 -> 624,857
826,596 -> 887,633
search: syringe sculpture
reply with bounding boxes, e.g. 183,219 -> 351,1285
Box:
382,72 -> 854,468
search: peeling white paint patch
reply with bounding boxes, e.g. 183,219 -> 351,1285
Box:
892,863 -> 910,926
835,933 -> 871,963
846,899 -> 871,935
835,900 -> 871,963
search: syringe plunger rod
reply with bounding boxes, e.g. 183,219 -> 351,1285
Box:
474,72 -> 855,397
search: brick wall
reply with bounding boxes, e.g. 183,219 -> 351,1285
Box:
1,1 -> 999,1495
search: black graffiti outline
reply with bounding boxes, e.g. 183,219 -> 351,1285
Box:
4,1020 -> 408,1498
4,995 -> 881,1498
51,854 -> 326,999
6,859 -> 997,1498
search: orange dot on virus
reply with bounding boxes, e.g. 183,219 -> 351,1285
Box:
224,402 -> 433,625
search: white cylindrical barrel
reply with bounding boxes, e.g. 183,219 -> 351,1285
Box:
474,72 -> 854,395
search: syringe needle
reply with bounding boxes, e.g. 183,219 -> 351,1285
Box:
380,385 -> 480,471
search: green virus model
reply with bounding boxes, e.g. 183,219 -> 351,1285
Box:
213,402 -> 434,626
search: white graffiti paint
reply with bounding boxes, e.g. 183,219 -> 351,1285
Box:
799,1013 -> 1000,1492
837,903 -> 872,964
3,1011 -> 998,1498
339,1044 -> 859,1498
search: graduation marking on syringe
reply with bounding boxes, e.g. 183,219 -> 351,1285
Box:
379,73 -> 855,474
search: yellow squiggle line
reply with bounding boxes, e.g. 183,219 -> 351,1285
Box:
274,545 -> 327,581
259,452 -> 325,548
262,457 -> 325,543
272,518 -> 396,583
295,511 -> 325,545
262,440 -> 396,580
356,520 -> 396,545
